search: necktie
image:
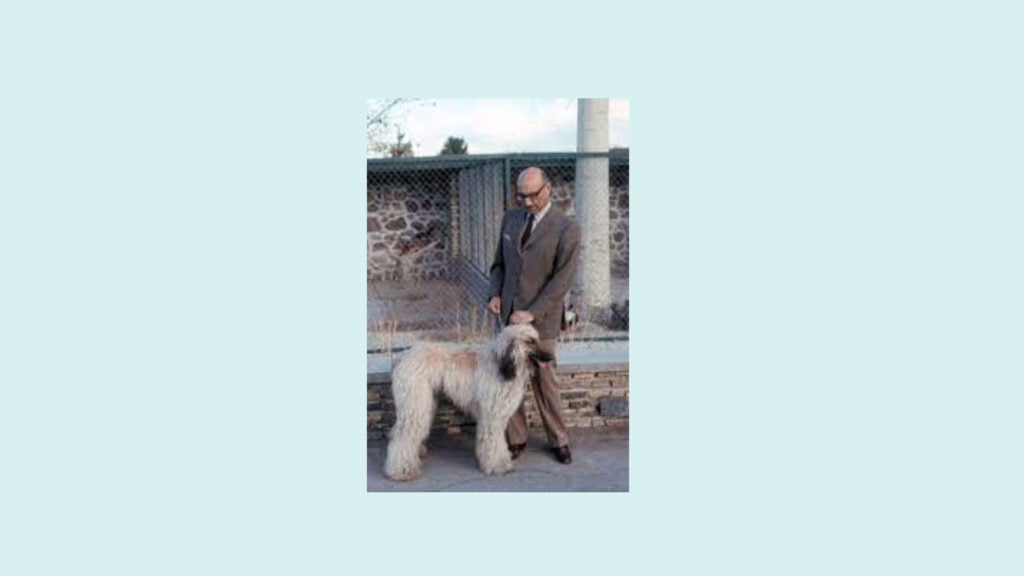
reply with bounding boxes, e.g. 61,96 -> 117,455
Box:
521,213 -> 535,249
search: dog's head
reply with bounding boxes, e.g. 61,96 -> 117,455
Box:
495,324 -> 554,381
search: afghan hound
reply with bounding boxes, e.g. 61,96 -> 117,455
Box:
384,324 -> 553,481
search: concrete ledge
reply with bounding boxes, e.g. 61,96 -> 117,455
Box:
368,343 -> 628,384
367,358 -> 628,384
368,371 -> 392,385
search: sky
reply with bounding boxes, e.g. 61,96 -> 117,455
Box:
367,98 -> 629,157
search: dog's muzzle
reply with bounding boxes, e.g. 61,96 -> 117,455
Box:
530,350 -> 555,364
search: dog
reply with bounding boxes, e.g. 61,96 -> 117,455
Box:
384,324 -> 553,481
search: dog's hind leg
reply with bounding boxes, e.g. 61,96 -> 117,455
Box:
384,375 -> 436,482
385,410 -> 434,481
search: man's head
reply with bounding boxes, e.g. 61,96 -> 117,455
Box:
516,167 -> 551,214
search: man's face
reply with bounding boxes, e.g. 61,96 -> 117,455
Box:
516,179 -> 551,214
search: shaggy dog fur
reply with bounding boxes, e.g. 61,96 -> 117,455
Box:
384,324 -> 552,481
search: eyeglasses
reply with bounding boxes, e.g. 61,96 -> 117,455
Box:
515,184 -> 548,203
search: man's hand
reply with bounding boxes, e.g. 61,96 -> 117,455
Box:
509,310 -> 535,325
487,296 -> 501,316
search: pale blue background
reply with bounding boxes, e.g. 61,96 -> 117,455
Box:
2,1 -> 1022,575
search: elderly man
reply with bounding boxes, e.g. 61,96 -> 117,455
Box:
488,167 -> 580,464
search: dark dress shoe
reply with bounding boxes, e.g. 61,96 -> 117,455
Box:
553,445 -> 572,464
509,443 -> 526,460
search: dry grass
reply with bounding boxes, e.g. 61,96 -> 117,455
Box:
373,318 -> 400,361
453,302 -> 495,343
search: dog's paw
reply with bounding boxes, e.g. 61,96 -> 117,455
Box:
386,468 -> 423,482
481,460 -> 514,476
384,458 -> 424,482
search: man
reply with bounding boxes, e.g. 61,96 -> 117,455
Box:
488,167 -> 580,464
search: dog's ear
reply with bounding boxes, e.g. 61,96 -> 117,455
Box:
498,340 -> 517,381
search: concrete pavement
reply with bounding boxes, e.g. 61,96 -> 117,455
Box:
367,425 -> 629,492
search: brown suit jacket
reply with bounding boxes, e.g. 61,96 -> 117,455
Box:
489,206 -> 580,340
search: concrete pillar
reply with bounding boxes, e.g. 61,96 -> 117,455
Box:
574,99 -> 612,324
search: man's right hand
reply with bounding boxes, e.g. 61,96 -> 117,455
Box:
487,296 -> 501,316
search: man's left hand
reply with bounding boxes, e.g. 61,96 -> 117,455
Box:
509,311 -> 535,325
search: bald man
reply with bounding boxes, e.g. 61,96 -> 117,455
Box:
488,167 -> 580,464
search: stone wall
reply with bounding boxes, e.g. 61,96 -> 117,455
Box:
547,178 -> 629,278
609,185 -> 629,277
367,368 -> 629,440
367,174 -> 453,282
367,164 -> 629,281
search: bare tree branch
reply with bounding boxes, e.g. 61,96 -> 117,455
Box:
366,98 -> 434,157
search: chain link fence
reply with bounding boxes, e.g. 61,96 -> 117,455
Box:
367,152 -> 628,356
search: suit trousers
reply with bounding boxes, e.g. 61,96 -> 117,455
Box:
505,338 -> 570,448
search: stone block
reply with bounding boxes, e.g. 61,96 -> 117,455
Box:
385,217 -> 407,231
598,396 -> 629,418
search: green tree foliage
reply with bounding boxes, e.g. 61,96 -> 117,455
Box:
439,136 -> 468,155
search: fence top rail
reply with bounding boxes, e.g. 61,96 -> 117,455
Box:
366,151 -> 629,173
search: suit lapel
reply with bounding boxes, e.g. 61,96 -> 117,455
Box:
523,208 -> 559,251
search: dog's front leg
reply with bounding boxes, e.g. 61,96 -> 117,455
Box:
475,421 -> 514,475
